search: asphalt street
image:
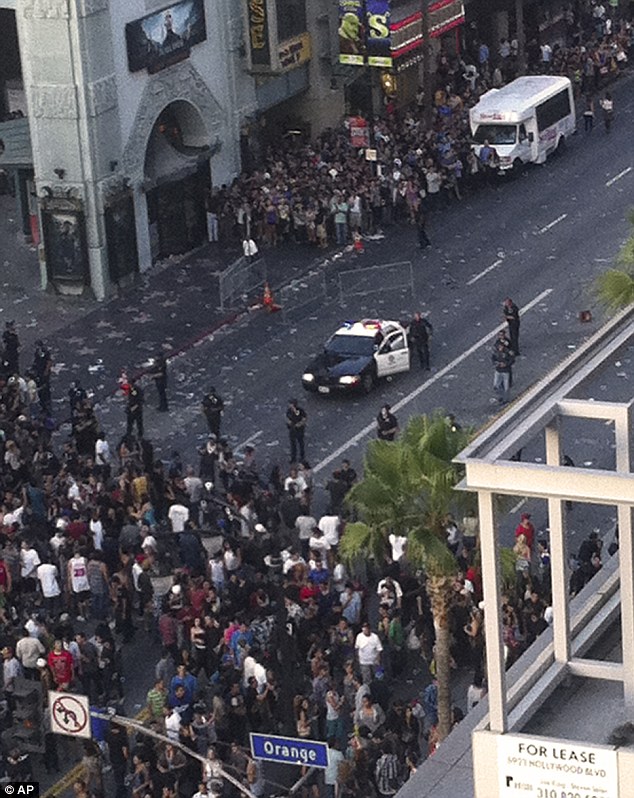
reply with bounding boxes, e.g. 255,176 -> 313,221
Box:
84,72 -> 634,552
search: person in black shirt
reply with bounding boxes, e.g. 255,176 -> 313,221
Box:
503,297 -> 520,355
376,404 -> 398,441
201,387 -> 224,437
286,398 -> 307,463
32,339 -> 53,414
126,379 -> 144,438
150,352 -> 168,412
408,312 -> 433,370
2,321 -> 20,376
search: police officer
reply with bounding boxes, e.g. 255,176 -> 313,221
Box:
503,297 -> 520,355
376,404 -> 398,441
286,398 -> 307,463
126,378 -> 144,438
150,352 -> 169,412
32,340 -> 53,414
2,321 -> 20,376
409,312 -> 433,370
202,387 -> 224,437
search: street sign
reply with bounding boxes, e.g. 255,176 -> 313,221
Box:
497,733 -> 618,798
49,690 -> 91,738
250,732 -> 329,768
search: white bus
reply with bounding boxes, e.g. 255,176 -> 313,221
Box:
469,75 -> 576,173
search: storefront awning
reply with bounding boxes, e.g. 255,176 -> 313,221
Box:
0,117 -> 33,170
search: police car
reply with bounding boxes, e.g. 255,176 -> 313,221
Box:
301,319 -> 411,394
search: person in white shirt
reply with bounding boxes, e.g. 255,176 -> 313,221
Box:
318,515 -> 340,549
282,550 -> 306,575
94,432 -> 111,476
308,528 -> 331,560
37,561 -> 61,613
16,633 -> 45,676
89,509 -> 104,551
168,502 -> 189,533
284,467 -> 307,496
295,514 -> 316,560
20,541 -> 40,593
355,622 -> 383,683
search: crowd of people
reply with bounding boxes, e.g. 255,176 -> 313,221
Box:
206,7 -> 631,257
0,3 -> 631,797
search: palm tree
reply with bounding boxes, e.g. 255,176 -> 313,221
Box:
339,413 -> 471,741
595,210 -> 634,309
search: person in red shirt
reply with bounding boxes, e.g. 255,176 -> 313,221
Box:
47,639 -> 74,689
515,513 -> 535,551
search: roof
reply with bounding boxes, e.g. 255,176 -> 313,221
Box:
470,75 -> 571,123
334,319 -> 401,337
0,117 -> 33,169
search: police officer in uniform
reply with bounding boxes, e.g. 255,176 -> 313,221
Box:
150,352 -> 169,412
376,404 -> 399,441
286,398 -> 307,463
2,321 -> 20,376
32,340 -> 53,414
126,379 -> 144,438
409,312 -> 433,370
202,387 -> 224,437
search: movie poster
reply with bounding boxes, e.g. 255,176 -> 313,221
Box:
42,210 -> 88,283
125,0 -> 207,74
366,0 -> 391,67
338,0 -> 365,65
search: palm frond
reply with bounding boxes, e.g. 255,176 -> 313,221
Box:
595,268 -> 634,310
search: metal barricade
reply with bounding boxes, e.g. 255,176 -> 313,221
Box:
218,255 -> 267,312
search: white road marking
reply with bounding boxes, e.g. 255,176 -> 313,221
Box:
606,166 -> 632,187
510,498 -> 527,514
312,288 -> 554,475
537,214 -> 567,235
467,259 -> 504,286
235,429 -> 263,453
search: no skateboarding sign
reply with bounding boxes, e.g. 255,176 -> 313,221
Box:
48,691 -> 91,739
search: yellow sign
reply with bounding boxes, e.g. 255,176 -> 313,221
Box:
277,32 -> 311,71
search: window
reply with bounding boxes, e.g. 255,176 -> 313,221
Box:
535,88 -> 571,131
276,0 -> 307,41
473,125 -> 517,145
382,334 -> 406,353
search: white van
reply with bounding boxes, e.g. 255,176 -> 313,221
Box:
469,76 -> 576,173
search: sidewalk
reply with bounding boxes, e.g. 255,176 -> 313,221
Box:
0,194 -> 336,405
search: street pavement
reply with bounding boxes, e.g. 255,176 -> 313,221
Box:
3,70 -> 634,795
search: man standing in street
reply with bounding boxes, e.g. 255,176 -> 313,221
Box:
286,398 -> 307,463
355,622 -> 383,684
126,379 -> 144,438
503,297 -> 520,355
32,339 -> 53,414
417,209 -> 431,248
492,338 -> 514,404
150,352 -> 169,412
202,387 -> 224,437
2,321 -> 20,376
409,312 -> 433,370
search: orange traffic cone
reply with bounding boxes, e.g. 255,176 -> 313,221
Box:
262,282 -> 281,313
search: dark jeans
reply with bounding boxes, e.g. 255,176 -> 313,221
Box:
289,428 -> 305,463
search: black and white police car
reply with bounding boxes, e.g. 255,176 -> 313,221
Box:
301,319 -> 411,395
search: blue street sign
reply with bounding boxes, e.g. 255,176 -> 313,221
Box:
250,732 -> 329,768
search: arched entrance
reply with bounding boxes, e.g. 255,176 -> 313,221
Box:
144,100 -> 211,261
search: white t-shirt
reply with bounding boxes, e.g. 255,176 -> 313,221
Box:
20,548 -> 41,579
285,475 -> 308,495
319,515 -> 340,547
90,519 -> 104,550
389,534 -> 407,561
95,438 -> 110,465
69,555 -> 90,593
37,563 -> 61,598
355,631 -> 383,665
308,535 -> 331,554
168,503 -> 189,533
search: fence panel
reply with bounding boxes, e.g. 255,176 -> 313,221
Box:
280,271 -> 328,326
218,256 -> 267,312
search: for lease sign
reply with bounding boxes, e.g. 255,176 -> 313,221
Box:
498,734 -> 618,798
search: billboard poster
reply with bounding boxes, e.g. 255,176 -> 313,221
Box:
42,209 -> 88,283
125,0 -> 207,74
338,0 -> 365,65
247,0 -> 271,68
366,0 -> 391,67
